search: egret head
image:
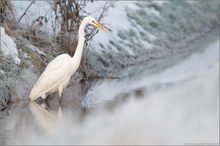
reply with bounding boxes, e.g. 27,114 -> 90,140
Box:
85,16 -> 110,32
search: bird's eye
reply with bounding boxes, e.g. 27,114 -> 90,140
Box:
92,20 -> 95,23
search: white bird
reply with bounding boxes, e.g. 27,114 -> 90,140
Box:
29,16 -> 109,101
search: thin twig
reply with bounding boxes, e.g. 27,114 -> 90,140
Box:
17,0 -> 35,23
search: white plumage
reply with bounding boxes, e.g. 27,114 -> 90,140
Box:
29,16 -> 109,101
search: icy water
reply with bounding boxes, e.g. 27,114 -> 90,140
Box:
0,32 -> 219,145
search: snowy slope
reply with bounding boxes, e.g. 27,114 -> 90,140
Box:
88,1 -> 220,76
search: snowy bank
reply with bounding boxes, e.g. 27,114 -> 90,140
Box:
1,26 -> 21,64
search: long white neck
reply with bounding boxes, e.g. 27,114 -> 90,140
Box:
72,20 -> 87,67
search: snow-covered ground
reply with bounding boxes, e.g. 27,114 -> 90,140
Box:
0,27 -> 20,64
87,1 -> 219,76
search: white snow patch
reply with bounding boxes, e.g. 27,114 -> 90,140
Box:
1,27 -> 5,34
147,32 -> 157,42
142,40 -> 154,49
186,1 -> 196,4
0,27 -> 21,64
0,69 -> 6,75
147,7 -> 161,16
27,44 -> 46,56
152,1 -> 169,6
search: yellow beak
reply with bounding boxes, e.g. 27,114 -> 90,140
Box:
94,21 -> 110,32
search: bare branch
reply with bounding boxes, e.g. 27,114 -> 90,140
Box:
17,0 -> 35,23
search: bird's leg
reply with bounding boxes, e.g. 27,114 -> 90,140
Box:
58,100 -> 63,119
58,85 -> 63,104
58,90 -> 63,104
45,98 -> 50,108
59,95 -> 63,104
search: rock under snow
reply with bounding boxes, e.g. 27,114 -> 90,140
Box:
1,26 -> 21,64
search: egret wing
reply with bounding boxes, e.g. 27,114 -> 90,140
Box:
41,54 -> 70,77
30,54 -> 71,99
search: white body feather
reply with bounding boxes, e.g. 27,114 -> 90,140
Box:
29,16 -> 108,101
29,54 -> 78,100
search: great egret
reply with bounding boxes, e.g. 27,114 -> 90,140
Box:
29,16 -> 109,101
